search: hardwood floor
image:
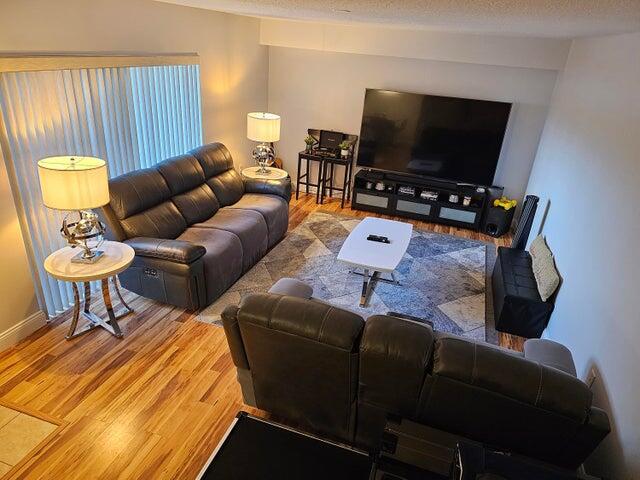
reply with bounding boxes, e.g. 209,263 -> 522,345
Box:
0,193 -> 522,479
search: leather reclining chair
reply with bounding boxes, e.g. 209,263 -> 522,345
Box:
99,143 -> 291,309
222,289 -> 610,471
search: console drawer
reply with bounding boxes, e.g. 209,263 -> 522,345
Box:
439,207 -> 477,224
397,200 -> 431,216
355,192 -> 389,209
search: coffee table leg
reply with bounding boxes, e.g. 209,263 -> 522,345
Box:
111,276 -> 133,313
66,282 -> 81,340
359,269 -> 370,307
359,270 -> 381,307
65,279 -> 131,340
102,278 -> 123,338
83,282 -> 91,314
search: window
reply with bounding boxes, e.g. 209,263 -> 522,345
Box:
0,58 -> 202,316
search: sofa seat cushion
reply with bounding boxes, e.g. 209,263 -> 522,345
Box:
193,209 -> 269,271
226,194 -> 288,248
178,227 -> 243,303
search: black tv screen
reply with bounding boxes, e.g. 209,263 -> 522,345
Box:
357,89 -> 512,185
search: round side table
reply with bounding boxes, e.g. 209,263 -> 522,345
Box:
44,241 -> 135,340
241,166 -> 288,180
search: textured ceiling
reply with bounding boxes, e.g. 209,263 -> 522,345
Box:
157,0 -> 640,38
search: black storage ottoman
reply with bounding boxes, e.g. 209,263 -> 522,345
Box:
491,247 -> 554,338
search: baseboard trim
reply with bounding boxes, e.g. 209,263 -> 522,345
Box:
0,310 -> 47,352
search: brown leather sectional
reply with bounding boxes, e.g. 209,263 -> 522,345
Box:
99,143 -> 291,309
222,291 -> 611,470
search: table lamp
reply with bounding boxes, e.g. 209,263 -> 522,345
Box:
247,112 -> 280,173
38,156 -> 110,263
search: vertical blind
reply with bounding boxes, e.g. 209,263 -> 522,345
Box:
0,64 -> 202,316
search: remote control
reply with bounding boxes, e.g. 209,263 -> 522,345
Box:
367,234 -> 390,244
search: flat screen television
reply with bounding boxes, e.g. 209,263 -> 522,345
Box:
357,89 -> 512,186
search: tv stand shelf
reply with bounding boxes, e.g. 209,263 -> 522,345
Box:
352,170 -> 488,231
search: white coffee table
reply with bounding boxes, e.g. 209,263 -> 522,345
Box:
337,217 -> 413,306
44,241 -> 135,339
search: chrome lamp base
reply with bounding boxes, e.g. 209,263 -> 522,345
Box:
252,142 -> 275,174
71,249 -> 104,264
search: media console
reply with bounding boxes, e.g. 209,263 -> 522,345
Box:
351,170 -> 489,231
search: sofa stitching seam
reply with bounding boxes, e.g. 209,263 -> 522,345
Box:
268,296 -> 283,329
318,307 -> 333,343
471,342 -> 477,385
535,364 -> 544,406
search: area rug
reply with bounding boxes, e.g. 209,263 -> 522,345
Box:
197,211 -> 489,340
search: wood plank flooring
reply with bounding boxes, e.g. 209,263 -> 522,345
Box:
0,193 -> 522,479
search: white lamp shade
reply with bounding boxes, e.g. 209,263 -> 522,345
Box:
38,156 -> 109,210
247,112 -> 280,142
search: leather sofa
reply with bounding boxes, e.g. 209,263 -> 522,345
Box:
99,143 -> 291,309
221,285 -> 610,470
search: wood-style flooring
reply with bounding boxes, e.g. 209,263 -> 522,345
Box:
0,193 -> 522,479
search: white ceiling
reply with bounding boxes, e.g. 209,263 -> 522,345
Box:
157,0 -> 640,38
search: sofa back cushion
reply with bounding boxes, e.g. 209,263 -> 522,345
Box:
190,142 -> 233,176
236,293 -> 364,443
418,335 -> 592,465
157,153 -> 220,224
108,168 -> 187,239
119,202 -> 187,239
190,143 -> 244,206
108,167 -> 171,219
431,336 -> 591,422
205,169 -> 244,206
171,185 -> 220,225
356,315 -> 435,448
157,154 -> 206,195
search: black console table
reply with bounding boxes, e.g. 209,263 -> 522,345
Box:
351,169 -> 489,231
295,129 -> 358,208
297,150 -> 355,207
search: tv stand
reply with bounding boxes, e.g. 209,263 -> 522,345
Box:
351,170 -> 488,231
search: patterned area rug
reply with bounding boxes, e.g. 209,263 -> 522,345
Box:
197,211 -> 488,340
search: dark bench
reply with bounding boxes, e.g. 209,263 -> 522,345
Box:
491,246 -> 554,338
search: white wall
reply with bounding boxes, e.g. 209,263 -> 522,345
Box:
0,147 -> 44,350
268,46 -> 558,201
0,0 -> 268,349
261,18 -> 570,71
526,32 -> 640,479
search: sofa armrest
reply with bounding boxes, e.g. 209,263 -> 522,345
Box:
243,176 -> 292,202
221,305 -> 250,370
559,406 -> 611,469
124,237 -> 206,264
268,278 -> 313,298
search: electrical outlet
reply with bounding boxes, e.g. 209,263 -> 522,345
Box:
586,367 -> 598,388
